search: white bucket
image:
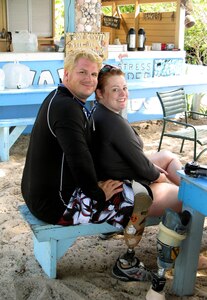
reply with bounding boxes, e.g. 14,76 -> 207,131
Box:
3,62 -> 31,89
0,68 -> 5,90
12,30 -> 38,52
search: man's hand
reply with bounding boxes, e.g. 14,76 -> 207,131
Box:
98,179 -> 123,201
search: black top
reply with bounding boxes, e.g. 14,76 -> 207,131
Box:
92,103 -> 160,185
21,85 -> 105,224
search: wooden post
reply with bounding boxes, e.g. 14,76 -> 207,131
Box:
175,0 -> 185,50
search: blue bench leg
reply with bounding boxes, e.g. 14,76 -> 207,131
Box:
33,234 -> 77,278
0,127 -> 9,161
0,125 -> 26,161
9,125 -> 26,148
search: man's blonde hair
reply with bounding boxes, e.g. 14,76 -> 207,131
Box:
64,48 -> 103,72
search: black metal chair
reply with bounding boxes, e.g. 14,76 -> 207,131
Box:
156,87 -> 207,161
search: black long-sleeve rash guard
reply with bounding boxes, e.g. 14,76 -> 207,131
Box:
92,103 -> 160,185
21,85 -> 105,224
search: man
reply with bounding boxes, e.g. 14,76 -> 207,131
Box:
21,49 -> 122,224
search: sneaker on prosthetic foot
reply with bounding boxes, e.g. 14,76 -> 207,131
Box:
112,193 -> 153,282
112,254 -> 152,282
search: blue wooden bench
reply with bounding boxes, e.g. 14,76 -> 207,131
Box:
0,117 -> 35,162
18,204 -> 161,279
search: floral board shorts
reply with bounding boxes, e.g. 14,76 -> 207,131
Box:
57,182 -> 134,230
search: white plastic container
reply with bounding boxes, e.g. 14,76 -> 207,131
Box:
3,62 -> 31,89
0,68 -> 5,90
152,43 -> 162,51
12,30 -> 38,52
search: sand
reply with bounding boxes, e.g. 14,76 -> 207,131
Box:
1,119 -> 207,300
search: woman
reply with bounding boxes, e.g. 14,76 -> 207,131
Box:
92,65 -> 186,282
93,65 -> 182,217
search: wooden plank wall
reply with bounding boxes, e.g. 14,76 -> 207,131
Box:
101,10 -> 177,47
0,0 -> 6,31
0,0 -> 7,52
139,12 -> 176,45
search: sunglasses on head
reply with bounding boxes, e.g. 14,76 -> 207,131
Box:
98,64 -> 119,80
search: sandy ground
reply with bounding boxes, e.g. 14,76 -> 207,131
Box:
1,119 -> 207,300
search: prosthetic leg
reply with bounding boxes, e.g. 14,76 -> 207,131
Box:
112,193 -> 153,281
146,208 -> 191,300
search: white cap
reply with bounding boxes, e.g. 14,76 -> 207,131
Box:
146,286 -> 166,300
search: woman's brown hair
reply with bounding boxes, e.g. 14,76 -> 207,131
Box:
96,65 -> 125,100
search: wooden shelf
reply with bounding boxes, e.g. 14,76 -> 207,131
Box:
38,37 -> 54,41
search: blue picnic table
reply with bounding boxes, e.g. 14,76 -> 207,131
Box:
0,75 -> 207,161
173,170 -> 207,296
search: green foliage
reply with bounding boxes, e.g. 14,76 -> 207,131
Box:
102,6 -> 113,16
101,3 -> 176,15
139,3 -> 176,12
55,0 -> 64,39
118,5 -> 135,13
101,5 -> 135,15
184,0 -> 207,65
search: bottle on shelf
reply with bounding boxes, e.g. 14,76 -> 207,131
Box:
127,28 -> 136,51
138,28 -> 146,51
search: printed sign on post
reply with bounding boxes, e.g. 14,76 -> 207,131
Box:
65,32 -> 110,60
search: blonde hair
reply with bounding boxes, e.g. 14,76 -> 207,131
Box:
64,48 -> 103,72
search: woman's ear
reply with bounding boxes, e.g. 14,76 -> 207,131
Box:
96,89 -> 103,100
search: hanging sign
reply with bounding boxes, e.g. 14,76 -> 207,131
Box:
65,32 -> 109,60
102,16 -> 121,29
143,13 -> 162,21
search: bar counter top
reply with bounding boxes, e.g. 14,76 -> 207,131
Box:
0,48 -> 186,62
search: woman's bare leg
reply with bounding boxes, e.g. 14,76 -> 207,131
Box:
148,182 -> 182,217
148,150 -> 182,186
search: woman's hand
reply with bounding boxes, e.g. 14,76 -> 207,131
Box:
154,172 -> 169,183
98,179 -> 123,201
154,163 -> 168,176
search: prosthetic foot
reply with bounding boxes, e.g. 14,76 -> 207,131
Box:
112,193 -> 153,282
146,208 -> 191,299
